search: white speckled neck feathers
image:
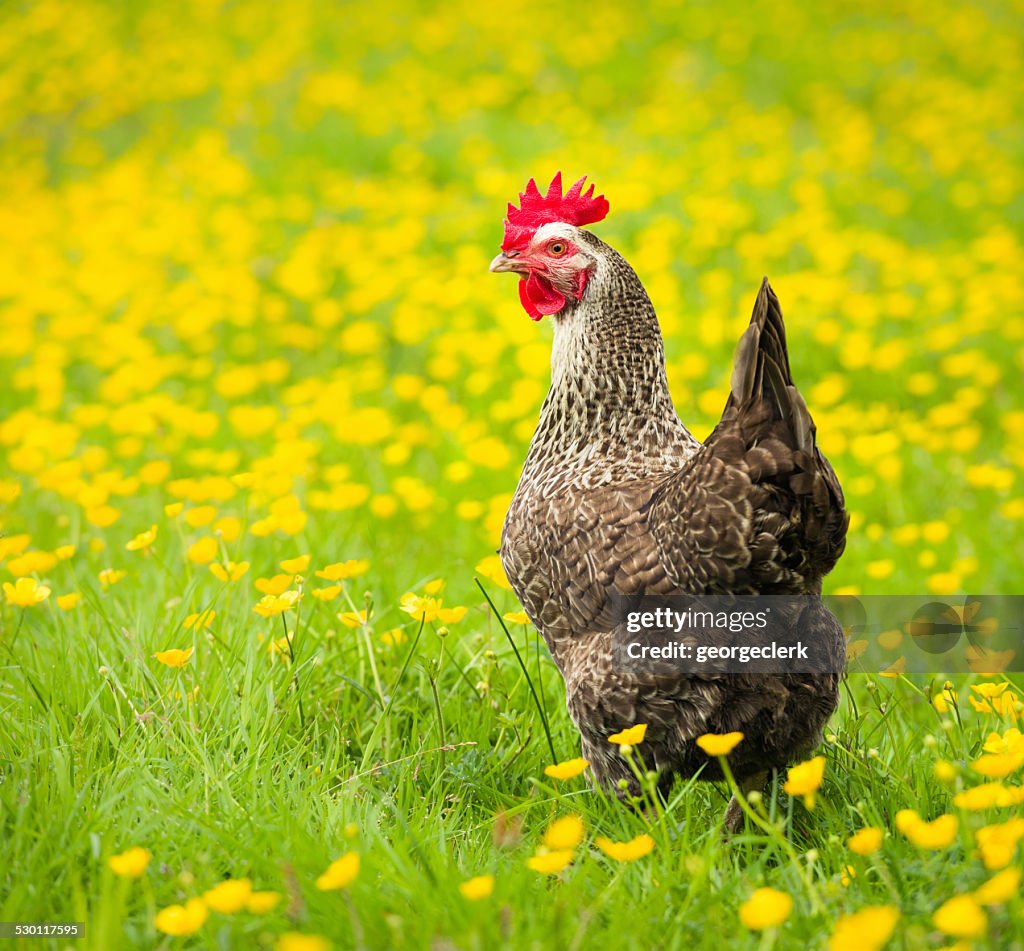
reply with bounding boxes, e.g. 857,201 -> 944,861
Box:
521,234 -> 698,486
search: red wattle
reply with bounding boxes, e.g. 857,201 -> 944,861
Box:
519,273 -> 566,320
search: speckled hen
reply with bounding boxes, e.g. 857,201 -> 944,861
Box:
490,173 -> 849,829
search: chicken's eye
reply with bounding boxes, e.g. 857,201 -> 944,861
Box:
549,242 -> 566,256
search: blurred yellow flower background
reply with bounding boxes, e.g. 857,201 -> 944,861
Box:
0,0 -> 1020,606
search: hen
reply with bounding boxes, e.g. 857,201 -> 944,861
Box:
490,173 -> 849,829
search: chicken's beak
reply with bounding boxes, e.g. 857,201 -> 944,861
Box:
490,252 -> 528,274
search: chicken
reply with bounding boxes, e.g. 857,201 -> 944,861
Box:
490,173 -> 849,829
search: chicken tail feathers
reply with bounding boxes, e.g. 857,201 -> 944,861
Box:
661,276 -> 850,588
727,277 -> 814,455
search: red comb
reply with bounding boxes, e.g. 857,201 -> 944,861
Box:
502,172 -> 609,250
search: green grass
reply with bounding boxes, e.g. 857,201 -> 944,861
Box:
4,578 -> 1023,948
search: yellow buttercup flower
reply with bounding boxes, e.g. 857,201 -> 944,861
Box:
210,560 -> 249,582
247,891 -> 281,913
400,593 -> 440,622
969,683 -> 1021,717
474,555 -> 512,590
502,611 -> 530,624
0,535 -> 29,561
316,559 -> 369,581
214,516 -> 242,541
544,758 -> 589,780
975,818 -> 1024,869
542,815 -> 584,851
932,684 -> 957,713
187,536 -> 218,564
125,524 -> 157,552
253,591 -> 301,617
895,810 -> 958,849
458,875 -> 494,900
932,894 -> 986,938
593,834 -> 655,862
255,573 -> 294,595
971,749 -> 1024,778
608,724 -> 647,745
3,577 -> 51,607
87,505 -> 120,528
277,934 -> 330,951
846,826 -> 883,855
828,906 -> 899,951
315,852 -> 360,890
974,866 -> 1020,905
155,898 -> 208,936
696,731 -> 744,756
338,609 -> 369,627
971,682 -> 1010,699
982,727 -> 1024,755
280,554 -> 310,573
526,850 -> 574,874
312,584 -> 342,601
153,647 -> 194,668
203,878 -> 252,913
966,646 -> 1014,674
783,756 -> 825,809
380,628 -> 407,647
739,887 -> 792,930
183,609 -> 215,631
215,511 -> 240,532
99,569 -> 126,588
56,592 -> 82,610
954,782 -> 1024,811
108,847 -> 151,878
184,505 -> 217,527
267,634 -> 294,662
7,551 -> 58,577
879,656 -> 906,677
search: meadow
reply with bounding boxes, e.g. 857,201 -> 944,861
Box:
1,0 -> 1023,947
